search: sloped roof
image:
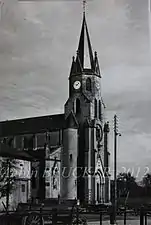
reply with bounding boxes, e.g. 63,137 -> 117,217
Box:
0,114 -> 65,137
0,143 -> 34,161
0,143 -> 62,161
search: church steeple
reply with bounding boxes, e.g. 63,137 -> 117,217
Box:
76,13 -> 94,71
64,1 -> 109,205
70,4 -> 101,77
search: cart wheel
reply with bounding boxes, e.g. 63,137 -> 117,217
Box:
72,215 -> 87,225
22,212 -> 44,225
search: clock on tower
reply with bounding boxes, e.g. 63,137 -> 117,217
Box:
73,81 -> 81,90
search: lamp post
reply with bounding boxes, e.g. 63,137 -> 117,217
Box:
113,115 -> 121,224
76,199 -> 80,225
40,203 -> 44,225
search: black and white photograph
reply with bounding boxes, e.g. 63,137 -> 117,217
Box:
0,0 -> 151,224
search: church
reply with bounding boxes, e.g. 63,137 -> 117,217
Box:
0,8 -> 110,205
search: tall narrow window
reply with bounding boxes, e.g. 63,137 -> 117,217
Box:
76,99 -> 81,115
99,100 -> 102,120
28,136 -> 34,150
31,167 -> 36,189
23,136 -> 34,150
73,101 -> 75,114
8,137 -> 14,148
21,184 -> 25,193
86,78 -> 92,91
33,135 -> 37,150
97,183 -> 100,202
95,99 -> 97,118
70,154 -> 72,161
23,137 -> 28,149
96,127 -> 101,141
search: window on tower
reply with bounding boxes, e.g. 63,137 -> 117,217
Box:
96,127 -> 100,141
69,154 -> 72,161
95,99 -> 97,118
86,78 -> 92,91
76,99 -> 81,115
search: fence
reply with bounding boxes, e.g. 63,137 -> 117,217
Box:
1,205 -> 151,225
0,208 -> 104,225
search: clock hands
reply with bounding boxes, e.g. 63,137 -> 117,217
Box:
73,81 -> 81,89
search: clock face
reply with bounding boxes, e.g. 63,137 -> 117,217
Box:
73,80 -> 81,90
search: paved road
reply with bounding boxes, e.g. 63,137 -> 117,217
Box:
88,220 -> 151,225
88,221 -> 140,225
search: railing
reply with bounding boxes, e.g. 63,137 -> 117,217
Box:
1,204 -> 151,225
0,209 -> 103,225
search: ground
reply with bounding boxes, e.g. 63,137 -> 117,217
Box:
88,219 -> 151,225
88,221 -> 140,225
84,215 -> 151,225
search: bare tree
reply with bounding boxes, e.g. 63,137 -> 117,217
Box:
117,172 -> 137,197
0,157 -> 18,199
142,173 -> 151,196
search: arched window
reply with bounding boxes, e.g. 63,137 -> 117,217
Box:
86,78 -> 92,91
97,183 -> 100,202
70,154 -> 72,161
99,100 -> 101,120
95,99 -> 97,118
96,127 -> 101,141
76,99 -> 81,115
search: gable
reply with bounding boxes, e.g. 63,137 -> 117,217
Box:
65,111 -> 78,128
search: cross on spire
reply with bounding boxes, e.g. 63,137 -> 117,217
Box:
83,0 -> 86,14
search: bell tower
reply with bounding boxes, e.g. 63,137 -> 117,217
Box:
65,11 -> 102,123
62,2 -> 110,204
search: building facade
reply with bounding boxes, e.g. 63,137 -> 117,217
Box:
0,159 -> 30,210
0,11 -> 110,206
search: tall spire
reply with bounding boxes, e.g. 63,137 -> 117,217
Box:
70,0 -> 101,77
75,0 -> 94,72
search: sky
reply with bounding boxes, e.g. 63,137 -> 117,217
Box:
0,0 -> 151,180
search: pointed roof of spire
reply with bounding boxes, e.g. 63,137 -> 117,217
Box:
76,13 -> 94,71
69,2 -> 101,77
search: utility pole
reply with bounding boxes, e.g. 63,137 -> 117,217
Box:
113,114 -> 121,224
